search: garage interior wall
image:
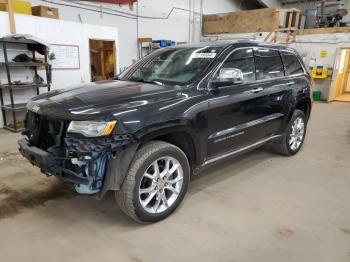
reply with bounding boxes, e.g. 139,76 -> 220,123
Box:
0,12 -> 119,128
0,0 -> 244,129
25,0 -> 243,70
202,29 -> 350,101
282,0 -> 350,24
291,33 -> 350,101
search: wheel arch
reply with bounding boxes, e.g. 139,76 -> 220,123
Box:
136,125 -> 200,172
279,97 -> 311,136
295,98 -> 312,121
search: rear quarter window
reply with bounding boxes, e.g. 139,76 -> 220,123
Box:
281,51 -> 304,76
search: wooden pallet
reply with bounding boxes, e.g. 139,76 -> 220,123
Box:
264,8 -> 300,45
203,8 -> 281,35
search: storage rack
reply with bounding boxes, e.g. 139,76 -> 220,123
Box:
138,38 -> 176,58
0,37 -> 51,132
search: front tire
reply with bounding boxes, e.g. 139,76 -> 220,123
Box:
115,141 -> 190,223
273,109 -> 307,156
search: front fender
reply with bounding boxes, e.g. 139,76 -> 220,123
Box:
96,142 -> 139,199
134,119 -> 205,166
134,119 -> 196,141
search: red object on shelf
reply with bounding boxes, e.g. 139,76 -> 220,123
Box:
85,0 -> 137,4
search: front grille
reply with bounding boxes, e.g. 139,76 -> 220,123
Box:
25,111 -> 67,150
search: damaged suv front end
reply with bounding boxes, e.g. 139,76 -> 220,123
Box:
18,101 -> 138,199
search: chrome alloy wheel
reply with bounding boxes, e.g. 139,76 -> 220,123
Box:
289,116 -> 305,151
138,157 -> 184,214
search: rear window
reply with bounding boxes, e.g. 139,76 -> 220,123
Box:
281,51 -> 304,76
255,49 -> 284,80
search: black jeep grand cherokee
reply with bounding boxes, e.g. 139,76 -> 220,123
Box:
19,40 -> 312,223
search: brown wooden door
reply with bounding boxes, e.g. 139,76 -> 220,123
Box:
89,39 -> 116,82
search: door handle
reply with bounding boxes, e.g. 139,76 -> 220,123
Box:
287,81 -> 295,86
245,87 -> 263,93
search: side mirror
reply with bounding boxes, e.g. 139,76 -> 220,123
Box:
211,68 -> 244,89
218,68 -> 244,83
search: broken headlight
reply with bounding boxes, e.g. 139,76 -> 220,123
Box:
67,121 -> 116,137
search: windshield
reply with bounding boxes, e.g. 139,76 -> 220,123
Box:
119,46 -> 223,86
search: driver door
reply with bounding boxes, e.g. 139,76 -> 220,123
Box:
206,47 -> 282,159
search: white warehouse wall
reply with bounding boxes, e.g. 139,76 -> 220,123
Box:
202,31 -> 350,101
291,33 -> 350,101
0,0 -> 242,128
0,12 -> 119,128
24,0 -> 242,69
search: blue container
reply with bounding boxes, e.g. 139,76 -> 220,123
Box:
154,40 -> 167,47
170,41 -> 176,46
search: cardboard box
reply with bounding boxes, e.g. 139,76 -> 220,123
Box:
0,0 -> 32,15
32,5 -> 59,19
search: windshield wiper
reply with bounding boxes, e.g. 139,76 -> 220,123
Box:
130,78 -> 164,86
149,80 -> 164,86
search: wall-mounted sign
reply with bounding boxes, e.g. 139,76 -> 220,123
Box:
48,44 -> 80,70
320,50 -> 328,58
312,66 -> 328,79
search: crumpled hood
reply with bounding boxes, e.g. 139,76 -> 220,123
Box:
27,80 -> 182,120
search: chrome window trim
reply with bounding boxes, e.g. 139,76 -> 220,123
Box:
204,45 -> 308,91
196,44 -> 234,90
206,46 -> 256,90
280,49 -> 307,76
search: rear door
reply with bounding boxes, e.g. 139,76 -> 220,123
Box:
206,47 -> 285,159
253,48 -> 292,134
280,50 -> 310,115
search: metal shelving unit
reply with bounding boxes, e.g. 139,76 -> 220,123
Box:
137,38 -> 177,58
0,61 -> 50,67
0,37 -> 51,132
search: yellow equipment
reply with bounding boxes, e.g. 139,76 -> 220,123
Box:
0,0 -> 32,15
311,66 -> 328,79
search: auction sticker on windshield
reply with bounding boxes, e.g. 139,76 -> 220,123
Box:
193,53 -> 216,58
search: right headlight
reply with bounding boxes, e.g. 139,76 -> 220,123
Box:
67,120 -> 116,137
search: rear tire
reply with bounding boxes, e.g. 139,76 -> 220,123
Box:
273,109 -> 307,156
115,141 -> 190,223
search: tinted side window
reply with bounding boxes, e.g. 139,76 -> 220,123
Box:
219,48 -> 255,83
281,51 -> 304,76
255,49 -> 284,80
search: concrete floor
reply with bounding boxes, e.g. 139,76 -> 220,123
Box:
0,102 -> 349,262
